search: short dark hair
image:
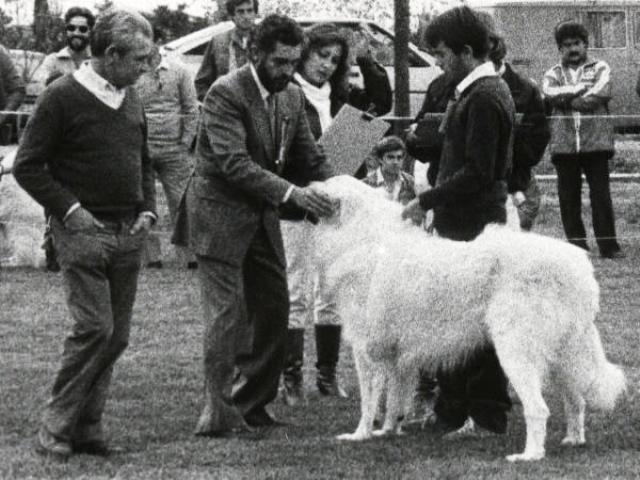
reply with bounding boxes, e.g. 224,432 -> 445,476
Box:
424,6 -> 490,58
473,10 -> 507,64
299,23 -> 351,99
226,0 -> 259,17
251,14 -> 304,55
64,6 -> 96,29
91,9 -> 153,57
374,135 -> 406,159
554,20 -> 589,47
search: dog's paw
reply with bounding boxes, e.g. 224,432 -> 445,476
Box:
372,428 -> 392,437
506,450 -> 545,462
560,436 -> 586,447
336,430 -> 372,442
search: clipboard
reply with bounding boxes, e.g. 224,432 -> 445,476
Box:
318,104 -> 390,175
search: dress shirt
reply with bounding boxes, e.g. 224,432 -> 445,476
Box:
249,63 -> 295,203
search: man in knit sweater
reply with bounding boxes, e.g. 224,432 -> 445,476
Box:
402,6 -> 515,436
14,10 -> 155,461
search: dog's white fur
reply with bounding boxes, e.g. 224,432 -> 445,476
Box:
313,176 -> 626,462
0,150 -> 45,268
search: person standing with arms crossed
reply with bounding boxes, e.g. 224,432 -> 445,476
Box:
14,10 -> 155,460
543,20 -> 623,259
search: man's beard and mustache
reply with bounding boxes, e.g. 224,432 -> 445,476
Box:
256,61 -> 292,93
67,35 -> 89,52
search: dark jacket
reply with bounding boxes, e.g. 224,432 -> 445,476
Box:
405,73 -> 456,186
194,28 -> 250,101
418,76 -> 515,241
501,63 -> 550,193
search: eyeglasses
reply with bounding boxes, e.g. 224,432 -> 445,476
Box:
66,25 -> 89,34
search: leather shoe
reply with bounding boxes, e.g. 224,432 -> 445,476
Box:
244,408 -> 288,428
72,439 -> 125,457
35,428 -> 72,461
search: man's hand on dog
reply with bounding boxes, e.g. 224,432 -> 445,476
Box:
290,185 -> 338,218
402,198 -> 426,224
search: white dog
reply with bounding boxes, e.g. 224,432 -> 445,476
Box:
313,176 -> 626,462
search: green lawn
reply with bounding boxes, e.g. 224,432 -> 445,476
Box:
1,181 -> 639,479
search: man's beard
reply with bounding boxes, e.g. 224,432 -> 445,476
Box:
256,61 -> 291,93
67,36 -> 89,52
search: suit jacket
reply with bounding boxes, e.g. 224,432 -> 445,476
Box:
173,64 -> 334,266
194,28 -> 250,101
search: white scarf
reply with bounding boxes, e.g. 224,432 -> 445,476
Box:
294,72 -> 333,134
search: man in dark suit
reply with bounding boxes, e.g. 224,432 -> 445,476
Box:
173,14 -> 336,437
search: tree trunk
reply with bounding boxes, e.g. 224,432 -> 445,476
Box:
33,0 -> 49,52
393,0 -> 411,145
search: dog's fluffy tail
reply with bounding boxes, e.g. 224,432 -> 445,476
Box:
580,323 -> 626,411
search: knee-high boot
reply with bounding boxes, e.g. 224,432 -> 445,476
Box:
281,328 -> 305,406
315,325 -> 348,398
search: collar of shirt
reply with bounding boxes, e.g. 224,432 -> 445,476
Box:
57,46 -> 91,59
375,168 -> 402,194
250,63 -> 271,107
496,62 -> 506,77
231,28 -> 249,49
455,61 -> 497,100
74,62 -> 126,109
156,52 -> 170,72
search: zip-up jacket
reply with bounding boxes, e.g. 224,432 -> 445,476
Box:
542,58 -> 614,155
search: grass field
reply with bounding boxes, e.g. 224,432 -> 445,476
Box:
1,180 -> 640,479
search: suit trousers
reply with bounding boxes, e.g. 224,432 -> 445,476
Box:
553,151 -> 620,255
43,215 -> 144,442
196,224 -> 289,430
280,219 -> 340,329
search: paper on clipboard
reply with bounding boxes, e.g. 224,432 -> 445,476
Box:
318,104 -> 389,175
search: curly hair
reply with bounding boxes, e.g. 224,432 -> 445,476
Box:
64,6 -> 96,29
554,21 -> 589,47
299,23 -> 351,97
250,14 -> 304,55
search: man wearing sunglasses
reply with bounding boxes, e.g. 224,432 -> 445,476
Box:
39,7 -> 95,87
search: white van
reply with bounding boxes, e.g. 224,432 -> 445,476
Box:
162,18 -> 442,117
469,0 -> 640,129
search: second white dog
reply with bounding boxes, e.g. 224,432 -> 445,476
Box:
313,176 -> 626,462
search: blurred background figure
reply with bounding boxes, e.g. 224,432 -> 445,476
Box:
363,135 -> 416,205
39,7 -> 95,86
279,22 -> 392,407
136,34 -> 199,269
194,0 -> 257,101
0,43 -> 25,144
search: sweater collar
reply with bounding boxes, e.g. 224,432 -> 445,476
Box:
455,61 -> 496,100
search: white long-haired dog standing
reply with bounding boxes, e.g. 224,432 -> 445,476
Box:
312,175 -> 626,462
